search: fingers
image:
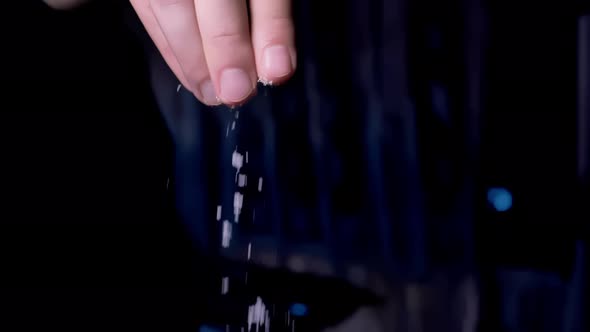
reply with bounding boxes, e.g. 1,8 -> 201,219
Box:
250,0 -> 296,84
132,0 -> 296,107
195,0 -> 257,105
129,1 -> 192,94
147,0 -> 220,105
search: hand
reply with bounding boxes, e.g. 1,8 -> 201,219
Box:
131,0 -> 296,106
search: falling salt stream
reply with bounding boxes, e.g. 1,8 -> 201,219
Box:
207,80 -> 360,332
214,104 -> 314,332
217,108 -> 278,332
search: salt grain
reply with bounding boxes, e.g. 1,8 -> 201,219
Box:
222,220 -> 232,248
258,78 -> 273,86
216,205 -> 222,221
258,177 -> 263,192
232,121 -> 236,130
177,84 -> 182,92
234,192 -> 244,223
232,151 -> 244,170
234,192 -> 244,210
238,174 -> 247,187
221,277 -> 229,294
248,297 -> 266,332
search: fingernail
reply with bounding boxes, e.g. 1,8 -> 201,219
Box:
199,80 -> 220,105
263,45 -> 293,78
219,68 -> 254,103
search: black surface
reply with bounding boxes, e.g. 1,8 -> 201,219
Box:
476,2 -> 579,274
0,2 -> 197,330
0,0 -> 184,280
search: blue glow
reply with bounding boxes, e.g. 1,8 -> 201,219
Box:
487,187 -> 512,212
199,326 -> 223,332
290,303 -> 308,317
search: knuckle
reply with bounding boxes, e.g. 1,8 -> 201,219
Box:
266,15 -> 293,29
207,29 -> 247,47
257,17 -> 294,46
151,0 -> 189,7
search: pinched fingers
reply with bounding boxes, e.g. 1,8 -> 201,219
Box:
132,0 -> 296,106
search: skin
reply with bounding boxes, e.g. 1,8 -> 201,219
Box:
43,0 -> 296,107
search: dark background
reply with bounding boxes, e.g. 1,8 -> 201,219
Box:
478,2 -> 579,274
0,2 -> 201,330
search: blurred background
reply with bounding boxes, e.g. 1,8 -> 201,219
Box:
0,0 -> 588,331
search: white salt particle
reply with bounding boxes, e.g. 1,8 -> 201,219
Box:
258,177 -> 263,192
258,78 -> 273,86
234,192 -> 244,223
232,121 -> 236,130
234,192 -> 244,211
177,84 -> 182,92
247,297 -> 266,332
246,151 -> 249,163
248,307 -> 254,332
232,151 -> 244,170
238,174 -> 247,187
216,205 -> 222,221
247,242 -> 252,260
221,277 -> 229,294
222,220 -> 232,248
